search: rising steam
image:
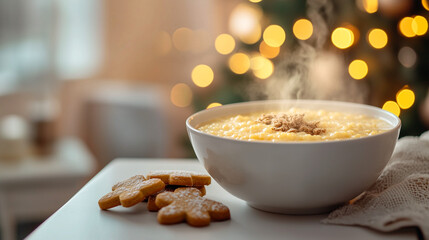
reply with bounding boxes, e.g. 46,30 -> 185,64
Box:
247,0 -> 368,103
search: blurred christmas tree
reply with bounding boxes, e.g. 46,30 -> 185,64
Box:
189,0 -> 429,139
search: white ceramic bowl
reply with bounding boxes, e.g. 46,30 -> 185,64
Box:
186,100 -> 401,214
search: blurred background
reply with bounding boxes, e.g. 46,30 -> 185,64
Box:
0,0 -> 428,239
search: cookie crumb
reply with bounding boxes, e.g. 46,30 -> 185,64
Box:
257,113 -> 326,135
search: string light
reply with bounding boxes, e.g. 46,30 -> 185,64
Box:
215,34 -> 236,55
382,101 -> 400,116
170,83 -> 193,107
263,25 -> 286,47
367,28 -> 388,49
396,88 -> 415,109
331,27 -> 354,49
207,102 -> 222,109
229,4 -> 263,45
348,60 -> 368,80
191,65 -> 214,88
241,23 -> 261,44
399,17 -> 416,37
172,27 -> 193,51
259,41 -> 280,59
423,0 -> 429,11
398,46 -> 417,68
363,0 -> 378,13
250,55 -> 274,79
293,19 -> 313,40
229,53 -> 250,74
412,15 -> 428,36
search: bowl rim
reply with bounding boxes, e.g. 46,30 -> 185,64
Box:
186,99 -> 401,145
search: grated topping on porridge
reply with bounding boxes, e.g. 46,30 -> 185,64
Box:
257,113 -> 326,135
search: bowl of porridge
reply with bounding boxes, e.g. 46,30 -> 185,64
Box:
186,100 -> 401,214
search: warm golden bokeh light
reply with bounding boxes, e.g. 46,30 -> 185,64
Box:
423,0 -> 429,11
259,41 -> 280,59
250,55 -> 274,79
229,53 -> 251,74
207,102 -> 222,109
249,0 -> 262,2
412,15 -> 428,36
382,101 -> 400,116
191,65 -> 214,88
348,60 -> 368,80
399,17 -> 416,37
240,23 -> 262,44
263,25 -> 286,47
331,27 -> 354,49
367,28 -> 388,49
172,27 -> 193,51
229,4 -> 263,45
363,0 -> 378,13
215,34 -> 236,55
170,83 -> 193,107
293,19 -> 313,40
396,89 -> 415,109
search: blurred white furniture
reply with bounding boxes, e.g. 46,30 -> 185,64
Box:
27,159 -> 417,240
0,137 -> 96,240
85,84 -> 167,166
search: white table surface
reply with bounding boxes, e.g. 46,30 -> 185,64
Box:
27,159 -> 418,240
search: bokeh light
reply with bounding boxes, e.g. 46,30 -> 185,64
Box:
191,65 -> 214,88
412,15 -> 428,36
250,55 -> 274,79
207,102 -> 222,109
363,0 -> 378,13
423,0 -> 429,11
229,53 -> 250,74
367,28 -> 388,49
398,46 -> 417,68
348,59 -> 368,80
396,88 -> 415,109
382,101 -> 401,116
241,23 -> 262,44
249,0 -> 262,2
215,34 -> 236,55
229,4 -> 263,45
172,27 -> 193,51
259,41 -> 280,59
263,25 -> 286,47
399,17 -> 416,37
293,19 -> 313,40
331,27 -> 354,49
170,83 -> 193,107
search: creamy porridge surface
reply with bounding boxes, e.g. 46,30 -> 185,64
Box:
197,108 -> 392,142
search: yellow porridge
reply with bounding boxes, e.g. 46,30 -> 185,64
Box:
197,108 -> 392,142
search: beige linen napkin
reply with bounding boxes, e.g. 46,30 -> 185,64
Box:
322,131 -> 429,238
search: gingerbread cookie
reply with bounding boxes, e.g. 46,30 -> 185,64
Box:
155,187 -> 230,227
98,175 -> 165,210
147,185 -> 206,212
147,170 -> 211,186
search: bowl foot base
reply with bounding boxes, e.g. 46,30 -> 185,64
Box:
247,202 -> 340,215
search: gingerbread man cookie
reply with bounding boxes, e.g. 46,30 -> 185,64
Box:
147,185 -> 206,212
98,175 -> 165,210
147,170 -> 211,186
155,187 -> 230,227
